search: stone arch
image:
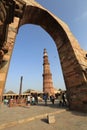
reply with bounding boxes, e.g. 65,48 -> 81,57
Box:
19,5 -> 87,112
0,1 -> 87,112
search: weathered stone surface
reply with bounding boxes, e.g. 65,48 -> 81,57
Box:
47,114 -> 55,124
0,1 -> 6,24
0,17 -> 19,101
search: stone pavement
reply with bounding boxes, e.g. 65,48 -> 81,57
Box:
0,101 -> 87,130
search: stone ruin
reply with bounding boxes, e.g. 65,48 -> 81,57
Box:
0,0 -> 87,112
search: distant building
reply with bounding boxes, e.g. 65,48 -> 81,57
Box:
3,89 -> 43,100
42,48 -> 55,95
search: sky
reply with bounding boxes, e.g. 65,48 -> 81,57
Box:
5,0 -> 87,93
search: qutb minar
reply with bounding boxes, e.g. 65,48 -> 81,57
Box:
42,48 -> 55,96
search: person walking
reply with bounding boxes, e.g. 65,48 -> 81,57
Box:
50,95 -> 55,104
58,92 -> 63,107
62,92 -> 67,106
27,95 -> 31,107
43,93 -> 48,106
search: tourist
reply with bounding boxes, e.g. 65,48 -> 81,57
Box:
34,93 -> 38,104
50,95 -> 55,104
31,96 -> 35,105
62,92 -> 67,106
27,95 -> 31,106
58,92 -> 63,106
43,93 -> 48,106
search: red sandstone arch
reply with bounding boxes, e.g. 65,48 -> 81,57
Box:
19,5 -> 87,112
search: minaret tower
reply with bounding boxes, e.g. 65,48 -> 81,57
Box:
42,48 -> 55,95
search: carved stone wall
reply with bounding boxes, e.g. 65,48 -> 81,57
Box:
0,0 -> 87,112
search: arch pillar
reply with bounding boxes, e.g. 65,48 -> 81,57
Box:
0,17 -> 20,101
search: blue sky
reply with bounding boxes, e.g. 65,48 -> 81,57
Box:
5,0 -> 87,93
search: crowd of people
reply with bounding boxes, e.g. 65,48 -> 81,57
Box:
3,91 -> 68,108
26,93 -> 38,106
43,91 -> 68,107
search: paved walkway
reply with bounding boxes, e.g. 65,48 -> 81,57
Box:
0,101 -> 87,130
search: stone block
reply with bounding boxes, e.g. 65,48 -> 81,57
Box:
47,114 -> 55,124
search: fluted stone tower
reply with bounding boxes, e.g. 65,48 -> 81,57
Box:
43,48 -> 55,95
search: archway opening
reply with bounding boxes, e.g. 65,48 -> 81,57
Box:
5,24 -> 66,94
